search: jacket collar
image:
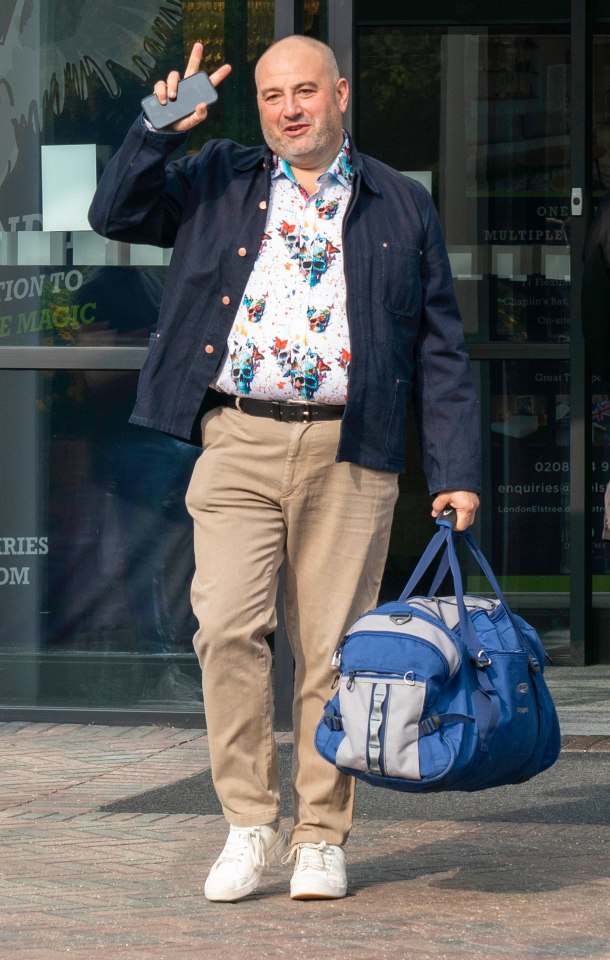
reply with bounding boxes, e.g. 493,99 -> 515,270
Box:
346,134 -> 381,195
232,144 -> 270,172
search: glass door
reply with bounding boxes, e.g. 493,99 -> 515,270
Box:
354,2 -> 604,662
0,0 -> 277,717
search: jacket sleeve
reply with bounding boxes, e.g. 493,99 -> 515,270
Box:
88,116 -> 196,248
582,193 -> 610,386
412,191 -> 481,495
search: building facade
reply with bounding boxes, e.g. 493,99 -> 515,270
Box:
0,0 -> 607,725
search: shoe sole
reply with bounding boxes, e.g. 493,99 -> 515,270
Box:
205,827 -> 291,902
290,878 -> 347,901
205,875 -> 260,902
291,889 -> 347,900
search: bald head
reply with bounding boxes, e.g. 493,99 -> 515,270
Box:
255,35 -> 341,87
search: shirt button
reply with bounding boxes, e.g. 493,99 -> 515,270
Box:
204,344 -> 214,354
221,295 -> 231,305
237,247 -> 247,257
259,200 -> 267,210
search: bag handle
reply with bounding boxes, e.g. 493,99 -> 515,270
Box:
399,510 -> 527,656
398,508 -> 459,601
398,515 -> 477,653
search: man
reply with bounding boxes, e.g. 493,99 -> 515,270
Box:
89,35 -> 480,902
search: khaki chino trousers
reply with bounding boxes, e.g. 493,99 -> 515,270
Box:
185,405 -> 399,845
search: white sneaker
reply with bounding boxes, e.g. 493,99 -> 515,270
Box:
204,823 -> 290,902
285,842 -> 348,900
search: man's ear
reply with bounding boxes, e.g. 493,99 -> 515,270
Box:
336,77 -> 350,114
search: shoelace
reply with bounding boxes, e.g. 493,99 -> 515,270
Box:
282,841 -> 334,872
214,827 -> 268,871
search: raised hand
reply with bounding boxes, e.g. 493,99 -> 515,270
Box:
151,42 -> 232,132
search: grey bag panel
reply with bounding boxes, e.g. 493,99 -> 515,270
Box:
407,596 -> 501,631
347,613 -> 460,675
383,680 -> 426,778
335,676 -> 426,780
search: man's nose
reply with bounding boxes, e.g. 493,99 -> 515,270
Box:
283,94 -> 302,117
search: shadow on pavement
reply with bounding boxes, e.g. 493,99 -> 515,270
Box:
101,743 -> 610,827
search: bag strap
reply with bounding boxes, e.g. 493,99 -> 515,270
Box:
428,552 -> 451,596
399,508 -> 461,601
399,511 -> 527,656
398,526 -> 450,601
417,510 -> 459,596
399,520 -> 477,653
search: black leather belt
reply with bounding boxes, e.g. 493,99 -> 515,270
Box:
216,393 -> 344,423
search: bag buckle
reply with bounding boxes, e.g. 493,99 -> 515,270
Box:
472,649 -> 493,669
419,715 -> 442,735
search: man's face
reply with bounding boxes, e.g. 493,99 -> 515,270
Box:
256,41 -> 349,172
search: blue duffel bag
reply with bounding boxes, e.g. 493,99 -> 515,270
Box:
315,511 -> 561,792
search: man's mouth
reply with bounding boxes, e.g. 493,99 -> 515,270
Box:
282,122 -> 310,137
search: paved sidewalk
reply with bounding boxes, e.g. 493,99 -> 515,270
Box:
0,668 -> 609,960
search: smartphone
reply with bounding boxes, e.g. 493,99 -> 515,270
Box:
141,71 -> 218,129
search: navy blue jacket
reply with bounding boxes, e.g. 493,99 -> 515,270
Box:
88,118 -> 480,492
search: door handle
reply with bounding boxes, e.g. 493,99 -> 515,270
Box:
571,187 -> 583,216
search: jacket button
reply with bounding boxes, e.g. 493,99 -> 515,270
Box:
204,344 -> 214,354
221,295 -> 231,305
237,247 -> 247,257
259,200 -> 267,210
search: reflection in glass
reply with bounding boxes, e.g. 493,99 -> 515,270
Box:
0,370 -> 200,709
593,33 -> 610,206
0,0 -> 275,346
0,2 -> 282,708
488,359 -> 570,658
356,25 -> 574,342
592,380 -> 610,584
491,358 -> 570,578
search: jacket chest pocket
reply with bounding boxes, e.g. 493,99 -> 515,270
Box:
381,244 -> 422,318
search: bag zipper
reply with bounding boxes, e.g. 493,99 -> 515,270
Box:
343,669 -> 419,691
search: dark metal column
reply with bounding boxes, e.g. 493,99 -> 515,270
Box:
327,0 -> 354,131
275,0 -> 304,38
570,0 -> 594,662
223,0 -> 251,142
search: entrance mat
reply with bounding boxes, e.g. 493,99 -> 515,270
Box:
100,744 -> 610,825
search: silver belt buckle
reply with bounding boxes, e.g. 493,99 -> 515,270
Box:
286,399 -> 315,421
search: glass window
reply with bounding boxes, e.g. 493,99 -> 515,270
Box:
590,28 -> 610,642
487,359 -> 570,660
594,31 -> 610,212
0,0 -> 275,347
356,14 -> 579,660
0,369 -> 202,709
490,358 -> 570,579
592,382 -> 610,582
0,1 -> 277,710
356,24 -> 573,344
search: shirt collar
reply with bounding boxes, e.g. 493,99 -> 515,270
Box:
271,133 -> 353,188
